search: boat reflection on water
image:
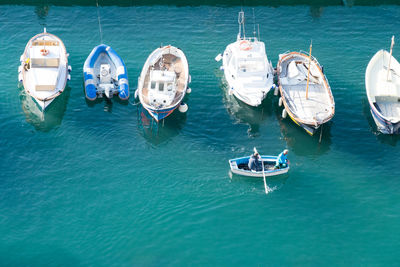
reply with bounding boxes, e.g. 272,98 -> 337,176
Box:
85,95 -> 129,113
220,79 -> 273,137
35,4 -> 49,21
276,104 -> 332,156
137,105 -> 186,145
19,85 -> 71,132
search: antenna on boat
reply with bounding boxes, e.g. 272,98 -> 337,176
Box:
387,35 -> 395,81
305,40 -> 313,100
238,10 -> 245,40
96,0 -> 103,44
252,8 -> 256,39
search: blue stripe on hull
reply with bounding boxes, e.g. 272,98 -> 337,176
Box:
144,104 -> 179,122
370,105 -> 400,134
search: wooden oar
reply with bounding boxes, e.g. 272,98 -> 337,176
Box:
254,147 -> 269,194
305,41 -> 313,100
261,157 -> 269,194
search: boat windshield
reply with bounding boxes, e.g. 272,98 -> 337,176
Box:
237,58 -> 265,73
30,58 -> 60,68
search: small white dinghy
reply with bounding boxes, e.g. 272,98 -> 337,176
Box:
229,155 -> 289,178
366,36 -> 400,134
277,45 -> 335,135
136,45 -> 190,122
216,11 -> 274,107
18,28 -> 71,111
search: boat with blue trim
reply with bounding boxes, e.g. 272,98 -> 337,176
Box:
229,155 -> 289,177
83,44 -> 129,100
366,37 -> 400,134
136,45 -> 190,122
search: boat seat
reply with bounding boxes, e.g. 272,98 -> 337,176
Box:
174,65 -> 182,74
376,81 -> 400,98
32,40 -> 59,46
36,85 -> 56,91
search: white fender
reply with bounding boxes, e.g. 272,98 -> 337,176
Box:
179,102 -> 188,113
67,74 -> 71,81
134,89 -> 138,99
68,65 -> 72,72
282,109 -> 287,119
186,87 -> 191,94
215,53 -> 222,62
18,73 -> 23,83
278,97 -> 283,107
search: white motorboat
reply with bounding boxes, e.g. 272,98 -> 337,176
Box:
18,28 -> 71,111
276,48 -> 335,136
216,11 -> 274,107
136,45 -> 190,122
366,37 -> 400,134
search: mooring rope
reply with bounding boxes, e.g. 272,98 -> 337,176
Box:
96,0 -> 103,43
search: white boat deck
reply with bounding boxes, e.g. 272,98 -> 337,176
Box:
282,82 -> 333,122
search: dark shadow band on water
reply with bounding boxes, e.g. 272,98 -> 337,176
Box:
2,0 -> 400,6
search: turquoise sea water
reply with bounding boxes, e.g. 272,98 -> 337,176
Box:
1,2 -> 400,265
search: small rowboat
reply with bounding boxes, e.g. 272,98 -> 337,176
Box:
228,155 -> 289,177
366,37 -> 400,134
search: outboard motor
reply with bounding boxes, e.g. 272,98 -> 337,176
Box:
100,64 -> 113,98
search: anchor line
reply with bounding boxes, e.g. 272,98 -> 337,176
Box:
96,0 -> 103,44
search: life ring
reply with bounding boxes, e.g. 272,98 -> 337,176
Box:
239,40 -> 252,51
40,49 -> 49,56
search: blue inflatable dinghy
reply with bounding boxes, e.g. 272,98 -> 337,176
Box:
83,44 -> 129,100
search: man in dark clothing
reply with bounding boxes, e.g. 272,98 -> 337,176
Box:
248,152 -> 262,171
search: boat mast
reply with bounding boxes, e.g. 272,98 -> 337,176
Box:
387,35 -> 395,81
237,11 -> 245,41
305,41 -> 313,100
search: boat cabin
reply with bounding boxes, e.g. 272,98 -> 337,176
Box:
147,69 -> 177,107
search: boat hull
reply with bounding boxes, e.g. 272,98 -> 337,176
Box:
229,155 -> 289,178
365,50 -> 400,134
221,39 -> 274,107
143,104 -> 180,122
137,45 -> 189,122
19,30 -> 69,111
370,105 -> 400,134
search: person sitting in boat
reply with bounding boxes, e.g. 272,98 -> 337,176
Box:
275,149 -> 289,169
248,152 -> 262,171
